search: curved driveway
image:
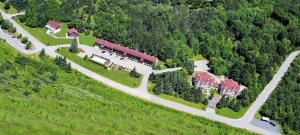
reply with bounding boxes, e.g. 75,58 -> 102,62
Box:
2,11 -> 299,135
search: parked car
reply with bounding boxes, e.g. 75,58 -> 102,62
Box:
261,116 -> 270,122
269,121 -> 276,127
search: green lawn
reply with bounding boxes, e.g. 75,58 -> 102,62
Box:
0,2 -> 18,14
14,17 -> 72,46
54,23 -> 69,37
216,107 -> 249,119
0,41 -> 256,135
79,33 -> 96,46
192,54 -> 206,61
57,47 -> 142,88
148,82 -> 206,110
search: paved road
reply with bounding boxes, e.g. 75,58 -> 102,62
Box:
153,67 -> 182,74
0,10 -> 44,53
2,11 -> 298,135
239,51 -> 300,123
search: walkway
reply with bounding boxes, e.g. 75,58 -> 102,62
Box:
1,11 -> 297,135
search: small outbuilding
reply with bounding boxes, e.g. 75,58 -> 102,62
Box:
90,54 -> 112,67
68,28 -> 79,38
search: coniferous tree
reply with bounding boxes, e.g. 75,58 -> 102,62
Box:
66,63 -> 72,73
39,48 -> 46,59
69,39 -> 79,53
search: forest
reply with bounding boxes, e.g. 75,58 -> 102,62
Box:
260,56 -> 300,134
4,0 -> 300,114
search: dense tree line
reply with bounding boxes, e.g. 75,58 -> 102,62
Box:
150,70 -> 207,104
260,57 -> 300,134
19,0 -> 300,112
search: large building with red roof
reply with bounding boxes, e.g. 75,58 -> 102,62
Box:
45,20 -> 61,33
194,71 -> 219,95
220,79 -> 241,97
95,38 -> 158,65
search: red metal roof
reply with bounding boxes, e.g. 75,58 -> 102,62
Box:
47,20 -> 61,30
194,71 -> 218,87
68,28 -> 79,35
220,79 -> 240,92
96,38 -> 158,63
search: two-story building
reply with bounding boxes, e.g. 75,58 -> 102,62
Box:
193,71 -> 218,95
45,20 -> 61,34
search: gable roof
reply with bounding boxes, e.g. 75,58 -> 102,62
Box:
194,71 -> 218,87
47,20 -> 61,30
96,38 -> 158,63
68,28 -> 79,35
220,79 -> 240,92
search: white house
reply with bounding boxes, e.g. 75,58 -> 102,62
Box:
219,79 -> 243,97
45,20 -> 61,34
194,71 -> 219,95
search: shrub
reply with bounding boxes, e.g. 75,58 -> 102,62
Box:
129,68 -> 140,78
4,2 -> 10,10
17,34 -> 22,39
21,37 -> 28,44
84,30 -> 90,35
19,15 -> 26,23
8,26 -> 16,33
25,41 -> 32,50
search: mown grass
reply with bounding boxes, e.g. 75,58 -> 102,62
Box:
54,23 -> 69,37
0,41 -> 256,135
0,2 -> 18,14
216,107 -> 249,119
79,33 -> 96,46
14,17 -> 72,46
148,81 -> 206,110
57,47 -> 142,88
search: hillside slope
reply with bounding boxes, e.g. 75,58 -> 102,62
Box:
0,41 -> 255,135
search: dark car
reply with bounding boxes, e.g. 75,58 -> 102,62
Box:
269,121 -> 276,127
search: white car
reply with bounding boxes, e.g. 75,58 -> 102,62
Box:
261,116 -> 270,122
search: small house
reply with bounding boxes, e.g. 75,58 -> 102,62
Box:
68,28 -> 79,38
45,20 -> 61,33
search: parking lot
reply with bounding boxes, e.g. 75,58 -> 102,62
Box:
250,119 -> 281,134
77,45 -> 153,75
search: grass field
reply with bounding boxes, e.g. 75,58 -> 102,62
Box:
57,47 -> 142,88
0,2 -> 18,14
0,41 -> 256,135
148,82 -> 206,110
216,107 -> 249,119
14,17 -> 72,46
79,33 -> 96,46
54,23 -> 69,37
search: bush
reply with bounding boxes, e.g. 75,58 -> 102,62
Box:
17,34 -> 22,39
84,30 -> 90,35
25,41 -> 32,50
1,20 -> 11,30
129,68 -> 140,78
83,55 -> 88,60
21,37 -> 28,44
8,26 -> 16,33
4,2 -> 10,10
19,15 -> 26,23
